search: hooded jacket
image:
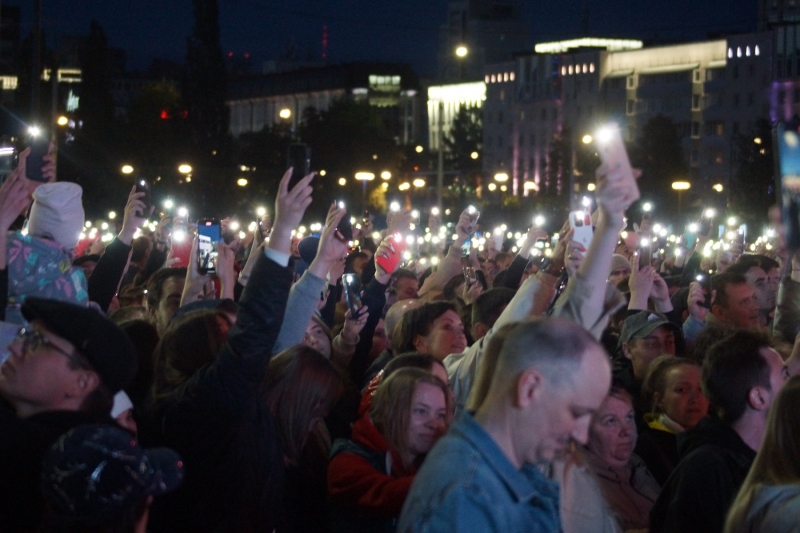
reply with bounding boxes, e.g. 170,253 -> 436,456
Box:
5,231 -> 87,324
728,484 -> 800,533
328,414 -> 416,533
649,417 -> 756,533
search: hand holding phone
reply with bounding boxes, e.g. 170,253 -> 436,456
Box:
342,273 -> 364,316
134,179 -> 151,218
25,136 -> 50,183
695,272 -> 713,308
596,124 -> 640,202
335,202 -> 353,242
287,143 -> 311,191
376,232 -> 406,274
197,219 -> 221,275
569,211 -> 593,249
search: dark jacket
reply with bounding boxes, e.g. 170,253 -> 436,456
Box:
649,417 -> 756,533
145,252 -> 292,533
0,401 -> 111,532
635,424 -> 679,486
87,236 -> 131,312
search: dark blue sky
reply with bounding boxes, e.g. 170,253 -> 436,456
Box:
9,0 -> 757,77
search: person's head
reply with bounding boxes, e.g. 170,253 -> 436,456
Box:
471,288 -> 515,340
715,250 -> 733,273
370,368 -> 450,468
728,257 -> 776,314
393,301 -> 467,360
28,182 -> 85,250
392,269 -> 420,301
442,273 -> 466,302
261,345 -> 343,462
586,385 -> 637,469
726,375 -> 800,532
494,252 -> 512,271
608,254 -> 632,286
130,236 -> 153,267
619,311 -> 679,381
151,310 -> 232,402
710,272 -> 760,329
703,330 -> 788,427
346,250 -> 369,276
479,317 -> 611,465
385,299 -> 423,351
383,351 -> 449,386
302,315 -> 333,359
145,268 -> 187,335
72,254 -> 101,279
41,424 -> 183,533
642,356 -> 708,430
370,318 -> 389,360
1,298 -> 137,419
108,306 -> 148,325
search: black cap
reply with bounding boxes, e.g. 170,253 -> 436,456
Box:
72,254 -> 101,267
21,297 -> 138,393
41,424 -> 184,524
298,236 -> 319,265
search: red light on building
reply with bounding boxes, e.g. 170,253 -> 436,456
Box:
160,110 -> 170,120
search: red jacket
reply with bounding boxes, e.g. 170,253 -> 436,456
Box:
327,413 -> 415,518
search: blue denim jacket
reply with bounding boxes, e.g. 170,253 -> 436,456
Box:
397,412 -> 561,533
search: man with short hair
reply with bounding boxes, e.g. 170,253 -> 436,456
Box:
727,257 -> 777,328
471,288 -> 515,340
0,297 -> 138,532
362,298 -> 424,387
683,272 -> 760,344
649,330 -> 789,533
398,318 -> 611,532
145,267 -> 187,335
392,268 -> 419,302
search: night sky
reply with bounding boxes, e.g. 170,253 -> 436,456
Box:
9,0 -> 757,77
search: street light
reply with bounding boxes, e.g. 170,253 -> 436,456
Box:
380,171 -> 392,180
178,164 -> 192,174
455,45 -> 468,58
587,183 -> 596,191
108,211 -> 117,220
279,108 -> 291,119
582,134 -> 593,144
488,183 -> 497,191
28,126 -> 41,137
319,170 -> 327,176
399,182 -> 411,191
121,165 -> 134,174
413,178 -> 426,188
237,178 -> 248,187
671,181 -> 691,190
470,151 -> 479,160
713,183 -> 724,192
355,172 -> 375,181
256,206 -> 266,217
56,116 -> 68,126
338,177 -> 347,186
415,145 -> 424,153
494,172 -> 509,182
754,137 -> 762,145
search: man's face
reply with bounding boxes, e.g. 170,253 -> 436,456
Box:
0,321 -> 85,414
608,266 -> 631,287
715,283 -> 760,329
525,345 -> 611,464
394,277 -> 419,301
623,325 -> 676,381
744,266 -> 776,312
149,276 -> 186,335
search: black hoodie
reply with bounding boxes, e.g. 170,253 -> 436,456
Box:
649,417 -> 757,533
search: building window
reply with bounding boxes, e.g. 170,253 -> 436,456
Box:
728,47 -> 733,58
510,72 -> 515,81
746,46 -> 751,57
737,47 -> 742,57
561,66 -> 566,76
590,63 -> 595,73
627,99 -> 635,115
568,65 -> 574,75
755,45 -> 761,56
485,75 -> 490,83
692,122 -> 700,137
692,94 -> 701,110
491,74 -> 496,83
694,70 -> 701,83
627,76 -> 635,88
733,93 -> 740,107
498,111 -> 503,124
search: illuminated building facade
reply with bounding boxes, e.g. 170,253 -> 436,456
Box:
226,62 -> 422,145
427,81 -> 486,151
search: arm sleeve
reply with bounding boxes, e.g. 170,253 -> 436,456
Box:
682,315 -> 706,345
500,255 -> 528,290
272,270 -> 327,354
773,276 -> 800,343
552,275 -> 626,340
418,245 -> 462,300
349,277 -> 387,386
327,453 -> 413,517
87,237 -> 132,313
320,282 -> 341,329
137,245 -> 168,285
679,252 -> 702,287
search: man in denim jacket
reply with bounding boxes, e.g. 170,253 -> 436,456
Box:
398,317 -> 611,532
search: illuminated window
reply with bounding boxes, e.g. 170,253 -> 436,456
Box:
568,65 -> 573,75
561,66 -> 566,76
510,72 -> 515,81
590,63 -> 595,73
728,48 -> 733,58
583,64 -> 587,73
746,46 -> 751,56
503,72 -> 508,82
491,74 -> 496,83
755,45 -> 761,56
485,75 -> 490,83
737,47 -> 742,57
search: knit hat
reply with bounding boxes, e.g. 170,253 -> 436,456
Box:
28,182 -> 85,249
609,254 -> 632,276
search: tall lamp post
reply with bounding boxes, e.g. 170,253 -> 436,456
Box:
672,181 -> 691,215
355,172 -> 375,210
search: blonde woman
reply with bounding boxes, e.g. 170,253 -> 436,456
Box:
724,375 -> 800,533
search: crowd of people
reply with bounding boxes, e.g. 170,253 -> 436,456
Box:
2,144 -> 800,533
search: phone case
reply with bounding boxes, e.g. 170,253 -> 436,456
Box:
569,211 -> 593,249
597,125 -> 640,202
376,233 -> 406,273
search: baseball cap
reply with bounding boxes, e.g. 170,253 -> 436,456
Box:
618,311 -> 680,347
41,424 -> 184,524
298,236 -> 319,265
21,297 -> 138,393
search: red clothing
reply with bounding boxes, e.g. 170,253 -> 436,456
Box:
327,413 -> 415,517
358,372 -> 383,417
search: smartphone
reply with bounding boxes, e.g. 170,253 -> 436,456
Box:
466,206 -> 480,235
197,219 -> 221,275
461,236 -> 471,258
695,272 -> 713,308
596,124 -> 640,202
342,273 -> 364,316
376,232 -> 406,273
361,209 -> 370,227
25,135 -> 49,182
569,210 -> 594,249
336,202 -> 353,242
698,216 -> 712,236
463,266 -> 478,287
638,239 -> 652,268
135,178 -> 151,218
287,143 -> 311,191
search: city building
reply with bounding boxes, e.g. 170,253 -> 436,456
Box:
226,62 -> 422,145
427,81 -> 486,151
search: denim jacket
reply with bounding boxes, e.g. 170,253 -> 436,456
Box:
397,412 -> 561,533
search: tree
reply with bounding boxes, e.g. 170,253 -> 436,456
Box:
78,21 -> 114,143
442,106 -> 482,174
184,0 -> 229,164
731,118 -> 774,222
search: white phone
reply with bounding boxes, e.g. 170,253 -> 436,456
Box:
569,211 -> 594,249
596,124 -> 640,202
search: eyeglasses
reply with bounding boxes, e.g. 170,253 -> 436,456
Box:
13,327 -> 85,368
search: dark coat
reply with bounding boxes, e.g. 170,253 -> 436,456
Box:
145,252 -> 292,533
635,425 -> 679,486
649,417 -> 756,533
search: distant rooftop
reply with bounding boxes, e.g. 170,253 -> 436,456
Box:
534,38 -> 644,54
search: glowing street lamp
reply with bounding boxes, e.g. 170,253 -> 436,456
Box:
582,134 -> 593,144
494,172 -> 509,182
56,116 -> 69,126
412,178 -> 426,188
470,151 -> 479,160
713,183 -> 724,192
178,164 -> 192,174
108,211 -> 117,220
237,178 -> 248,187
415,145 -> 424,153
256,206 -> 266,217
671,181 -> 691,190
587,183 -> 596,191
355,172 -> 375,181
488,183 -> 497,191
380,171 -> 391,180
163,199 -> 175,210
279,108 -> 291,119
338,178 -> 347,186
121,165 -> 134,174
399,182 -> 411,191
455,45 -> 468,58
28,126 -> 41,137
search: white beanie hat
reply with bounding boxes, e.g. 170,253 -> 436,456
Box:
28,182 -> 85,249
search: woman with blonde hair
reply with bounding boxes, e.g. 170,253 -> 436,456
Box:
327,367 -> 450,533
724,375 -> 800,533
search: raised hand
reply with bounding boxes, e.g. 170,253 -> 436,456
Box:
308,203 -> 348,279
270,168 -> 314,254
119,185 -> 153,245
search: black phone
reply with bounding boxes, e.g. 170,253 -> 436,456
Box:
695,272 -> 713,308
287,143 -> 311,191
342,273 -> 364,316
698,216 -> 712,236
25,135 -> 49,182
135,178 -> 151,218
336,202 -> 353,242
197,219 -> 221,275
463,265 -> 477,287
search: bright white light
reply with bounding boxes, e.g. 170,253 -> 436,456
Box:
163,199 -> 174,209
177,207 -> 188,217
534,215 -> 545,227
108,211 -> 117,220
431,207 -> 440,216
256,206 -> 266,217
248,222 -> 257,231
595,126 -> 614,144
705,208 -> 716,218
121,165 -> 134,174
688,223 -> 699,232
230,221 -> 240,231
582,196 -> 591,207
727,217 -> 737,226
411,210 -> 420,219
239,231 -> 246,239
85,221 -> 92,228
642,202 -> 652,212
28,126 -> 41,137
173,230 -> 186,242
390,202 -> 400,212
101,222 -> 109,230
178,164 -> 192,174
